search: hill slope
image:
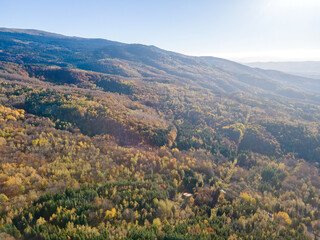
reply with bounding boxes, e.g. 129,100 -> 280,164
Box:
0,28 -> 319,239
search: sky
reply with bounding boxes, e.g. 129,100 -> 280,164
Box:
1,0 -> 320,62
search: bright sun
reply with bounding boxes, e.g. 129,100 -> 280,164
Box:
267,0 -> 319,7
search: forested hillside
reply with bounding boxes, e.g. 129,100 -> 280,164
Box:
0,28 -> 319,240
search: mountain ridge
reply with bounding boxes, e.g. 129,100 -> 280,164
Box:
1,27 -> 320,99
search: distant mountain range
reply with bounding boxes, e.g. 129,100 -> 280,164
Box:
246,61 -> 320,79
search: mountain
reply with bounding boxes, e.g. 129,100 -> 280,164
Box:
1,28 -> 320,97
246,61 -> 320,79
0,28 -> 319,239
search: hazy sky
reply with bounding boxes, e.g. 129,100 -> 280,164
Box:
1,0 -> 319,62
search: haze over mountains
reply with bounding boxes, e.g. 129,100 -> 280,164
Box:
0,28 -> 320,239
1,27 -> 320,97
246,61 -> 320,80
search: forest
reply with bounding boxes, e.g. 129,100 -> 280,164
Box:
0,28 -> 319,239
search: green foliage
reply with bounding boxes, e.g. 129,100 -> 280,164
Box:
261,167 -> 286,188
151,128 -> 170,146
264,122 -> 320,162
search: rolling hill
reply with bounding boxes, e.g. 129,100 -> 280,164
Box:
0,28 -> 319,239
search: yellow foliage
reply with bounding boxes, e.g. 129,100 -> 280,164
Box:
152,218 -> 161,228
36,217 -> 46,226
6,115 -> 17,121
105,208 -> 117,219
0,194 -> 8,203
32,137 -> 50,147
240,192 -> 256,205
171,148 -> 179,153
0,105 -> 24,121
274,211 -> 292,225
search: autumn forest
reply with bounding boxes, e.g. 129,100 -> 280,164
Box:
0,28 -> 319,240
